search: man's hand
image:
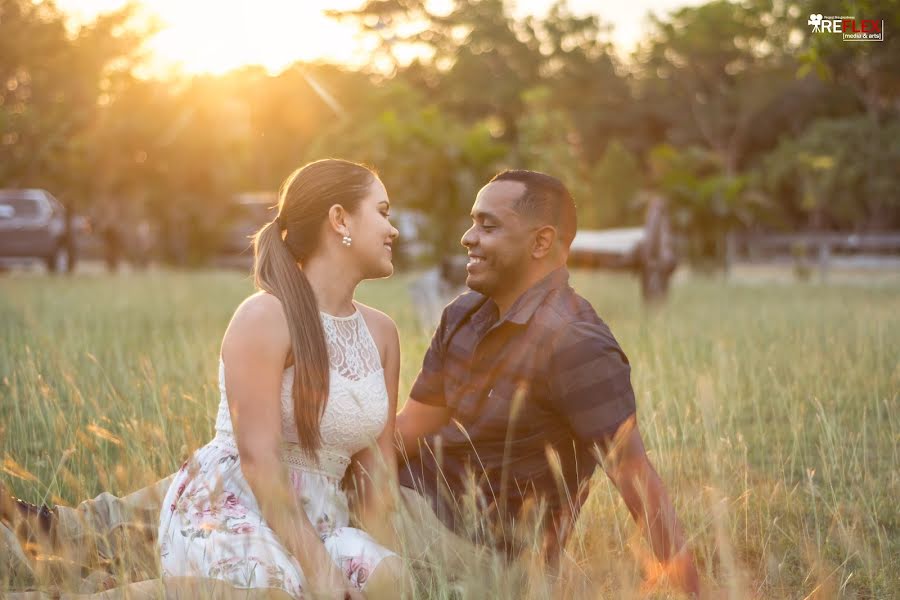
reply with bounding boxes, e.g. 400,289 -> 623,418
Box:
640,548 -> 702,597
395,398 -> 452,461
599,417 -> 701,597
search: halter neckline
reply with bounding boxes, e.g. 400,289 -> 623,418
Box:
319,307 -> 360,321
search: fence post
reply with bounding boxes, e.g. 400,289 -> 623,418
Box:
724,231 -> 737,278
818,241 -> 830,282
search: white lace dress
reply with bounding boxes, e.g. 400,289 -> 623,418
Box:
158,308 -> 395,597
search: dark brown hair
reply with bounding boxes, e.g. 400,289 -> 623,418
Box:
490,169 -> 577,248
253,159 -> 375,456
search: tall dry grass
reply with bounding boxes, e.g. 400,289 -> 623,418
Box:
1,268 -> 897,598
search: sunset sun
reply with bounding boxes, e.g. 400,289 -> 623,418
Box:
60,0 -> 367,75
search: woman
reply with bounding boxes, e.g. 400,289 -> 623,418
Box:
158,159 -> 403,599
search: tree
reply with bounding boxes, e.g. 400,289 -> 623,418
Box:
0,0 -> 144,209
526,2 -> 632,163
330,0 -> 543,143
649,143 -> 766,264
307,82 -> 508,259
797,0 -> 900,121
516,88 -> 640,229
325,0 -> 432,75
761,115 -> 900,231
590,140 -> 642,229
636,0 -> 802,175
230,63 -> 376,190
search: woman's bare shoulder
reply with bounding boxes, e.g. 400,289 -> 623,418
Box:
223,292 -> 290,353
355,301 -> 398,334
355,301 -> 399,350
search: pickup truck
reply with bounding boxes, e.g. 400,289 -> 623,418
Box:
0,189 -> 75,273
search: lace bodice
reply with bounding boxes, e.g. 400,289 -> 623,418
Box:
213,307 -> 389,477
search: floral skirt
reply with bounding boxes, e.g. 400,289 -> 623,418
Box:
157,438 -> 395,598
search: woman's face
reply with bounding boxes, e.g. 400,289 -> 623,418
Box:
346,178 -> 399,279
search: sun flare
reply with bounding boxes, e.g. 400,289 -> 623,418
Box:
60,0 -> 367,75
55,0 -> 692,75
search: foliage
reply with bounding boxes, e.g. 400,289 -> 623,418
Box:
590,140 -> 643,229
309,87 -> 508,259
516,89 -> 642,230
762,115 -> 900,231
649,143 -> 768,262
798,0 -> 900,120
1,0 -> 897,265
0,0 -> 144,205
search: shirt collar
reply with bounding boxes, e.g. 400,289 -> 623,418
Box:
493,266 -> 570,327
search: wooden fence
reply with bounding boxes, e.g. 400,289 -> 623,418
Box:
725,232 -> 900,280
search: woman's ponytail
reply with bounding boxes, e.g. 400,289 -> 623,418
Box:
251,159 -> 375,456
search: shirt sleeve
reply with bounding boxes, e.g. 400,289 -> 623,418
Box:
549,320 -> 636,441
408,308 -> 449,407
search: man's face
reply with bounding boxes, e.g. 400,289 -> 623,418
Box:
461,181 -> 536,297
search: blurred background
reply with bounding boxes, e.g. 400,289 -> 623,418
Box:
0,0 -> 898,280
2,3 -> 899,597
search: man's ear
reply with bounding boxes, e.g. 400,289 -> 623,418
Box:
532,225 -> 557,258
328,204 -> 350,238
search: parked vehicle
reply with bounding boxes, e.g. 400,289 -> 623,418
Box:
220,192 -> 277,255
0,189 -> 76,273
208,192 -> 277,269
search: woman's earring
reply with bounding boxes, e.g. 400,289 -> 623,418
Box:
342,235 -> 352,247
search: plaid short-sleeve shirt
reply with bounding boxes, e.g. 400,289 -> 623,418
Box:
398,267 -> 636,538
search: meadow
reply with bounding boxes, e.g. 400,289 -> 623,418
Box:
1,268 -> 897,598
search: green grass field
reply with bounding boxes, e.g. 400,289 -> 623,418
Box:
1,268 -> 897,598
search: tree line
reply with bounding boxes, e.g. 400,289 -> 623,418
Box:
1,0 -> 898,264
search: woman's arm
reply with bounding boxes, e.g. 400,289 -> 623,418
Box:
349,308 -> 400,545
222,293 -> 358,599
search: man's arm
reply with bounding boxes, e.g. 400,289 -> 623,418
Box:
395,302 -> 454,461
396,398 -> 452,461
599,417 -> 700,597
548,320 -> 700,596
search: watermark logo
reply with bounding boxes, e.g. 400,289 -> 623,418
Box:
808,14 -> 824,32
808,13 -> 884,42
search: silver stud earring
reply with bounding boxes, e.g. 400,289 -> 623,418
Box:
342,235 -> 352,247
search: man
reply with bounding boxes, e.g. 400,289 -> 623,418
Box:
395,170 -> 699,594
1,170 -> 699,597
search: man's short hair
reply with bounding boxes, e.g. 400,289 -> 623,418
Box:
490,170 -> 577,248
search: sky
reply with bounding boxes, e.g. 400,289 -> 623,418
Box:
56,0 -> 703,75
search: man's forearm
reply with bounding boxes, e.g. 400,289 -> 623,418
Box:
395,399 -> 452,463
618,463 -> 700,595
639,470 -> 684,561
395,426 -> 422,462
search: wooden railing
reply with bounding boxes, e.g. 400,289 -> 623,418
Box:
726,232 -> 900,279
